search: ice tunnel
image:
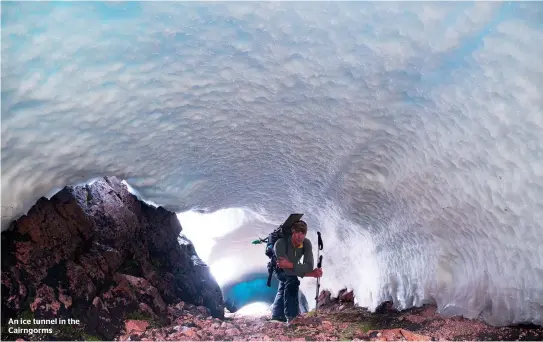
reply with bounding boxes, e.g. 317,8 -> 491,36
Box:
2,1 -> 543,327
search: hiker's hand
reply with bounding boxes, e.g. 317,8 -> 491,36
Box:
277,257 -> 293,269
312,268 -> 323,278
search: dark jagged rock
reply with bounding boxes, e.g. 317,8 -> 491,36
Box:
375,301 -> 399,314
1,176 -> 224,341
338,289 -> 354,303
317,290 -> 332,308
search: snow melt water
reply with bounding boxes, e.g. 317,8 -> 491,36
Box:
1,2 -> 542,327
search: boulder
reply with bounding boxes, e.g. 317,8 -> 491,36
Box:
1,176 -> 224,340
375,301 -> 399,314
125,319 -> 149,335
338,289 -> 354,303
317,290 -> 332,308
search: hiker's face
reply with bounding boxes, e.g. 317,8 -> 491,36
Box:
292,230 -> 305,246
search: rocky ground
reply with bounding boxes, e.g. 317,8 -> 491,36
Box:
117,294 -> 543,341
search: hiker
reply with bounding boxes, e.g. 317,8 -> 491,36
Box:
271,220 -> 323,323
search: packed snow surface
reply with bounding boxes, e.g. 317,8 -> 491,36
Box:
2,2 -> 542,326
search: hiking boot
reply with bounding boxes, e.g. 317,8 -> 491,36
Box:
271,316 -> 286,322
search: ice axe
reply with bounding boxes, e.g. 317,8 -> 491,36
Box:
314,231 -> 323,316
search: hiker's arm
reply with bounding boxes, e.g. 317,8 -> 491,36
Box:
293,239 -> 314,278
274,239 -> 291,269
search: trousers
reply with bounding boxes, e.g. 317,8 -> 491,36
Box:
271,270 -> 300,320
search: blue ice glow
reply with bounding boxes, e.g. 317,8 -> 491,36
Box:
2,2 -> 543,326
220,271 -> 308,315
221,273 -> 279,313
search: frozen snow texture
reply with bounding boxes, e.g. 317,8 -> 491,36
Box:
2,2 -> 543,326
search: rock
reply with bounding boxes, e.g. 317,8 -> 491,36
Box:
381,329 -> 403,340
167,301 -> 185,319
58,288 -> 73,309
267,321 -> 284,329
196,305 -> 211,317
1,176 -> 224,340
368,328 -> 431,341
339,289 -> 354,303
86,295 -> 120,340
399,329 -> 432,341
317,290 -> 332,308
182,327 -> 198,338
113,273 -> 167,314
225,327 -> 241,336
30,284 -> 62,318
139,302 -> 157,317
125,319 -> 149,335
375,301 -> 398,314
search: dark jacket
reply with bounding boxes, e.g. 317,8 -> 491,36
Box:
274,236 -> 314,278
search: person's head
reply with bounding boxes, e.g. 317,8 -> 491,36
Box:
291,220 -> 307,246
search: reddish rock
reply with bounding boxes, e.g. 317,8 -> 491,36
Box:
58,288 -> 73,309
1,176 -> 224,341
225,327 -> 241,336
317,290 -> 332,308
14,241 -> 33,265
139,302 -> 157,317
338,289 -> 354,302
65,260 -> 97,302
167,301 -> 185,319
1,266 -> 26,313
399,329 -> 433,341
30,284 -> 62,318
112,273 -> 167,314
368,328 -> 432,341
125,319 -> 149,335
182,327 -> 198,338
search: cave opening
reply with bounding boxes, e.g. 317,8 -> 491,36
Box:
175,207 -> 314,318
176,207 -> 293,314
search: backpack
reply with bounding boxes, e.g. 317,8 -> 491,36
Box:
251,213 -> 305,287
264,213 -> 304,259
